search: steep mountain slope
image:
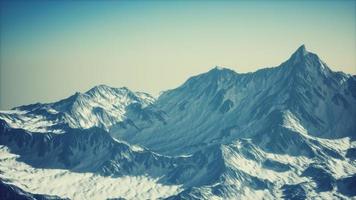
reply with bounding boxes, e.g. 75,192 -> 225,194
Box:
167,138 -> 356,199
114,45 -> 356,156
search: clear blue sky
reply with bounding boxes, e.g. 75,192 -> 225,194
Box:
1,0 -> 355,109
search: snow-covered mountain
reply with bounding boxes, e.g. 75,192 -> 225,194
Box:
0,45 -> 355,199
116,45 -> 356,155
0,85 -> 158,133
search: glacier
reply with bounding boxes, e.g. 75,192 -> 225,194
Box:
0,45 -> 355,200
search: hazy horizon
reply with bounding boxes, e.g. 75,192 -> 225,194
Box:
1,1 -> 355,109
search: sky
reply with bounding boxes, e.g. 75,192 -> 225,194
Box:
0,0 -> 355,109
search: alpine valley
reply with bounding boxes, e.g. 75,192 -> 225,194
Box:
1,45 -> 355,200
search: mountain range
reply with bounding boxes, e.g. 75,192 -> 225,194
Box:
0,45 -> 355,200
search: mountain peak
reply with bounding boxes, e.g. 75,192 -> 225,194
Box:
296,44 -> 307,54
208,66 -> 236,74
285,44 -> 324,69
279,45 -> 334,79
214,66 -> 225,70
87,84 -> 132,93
290,44 -> 309,61
86,85 -> 126,96
87,84 -> 112,92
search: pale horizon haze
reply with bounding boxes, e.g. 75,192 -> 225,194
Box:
1,1 -> 355,109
